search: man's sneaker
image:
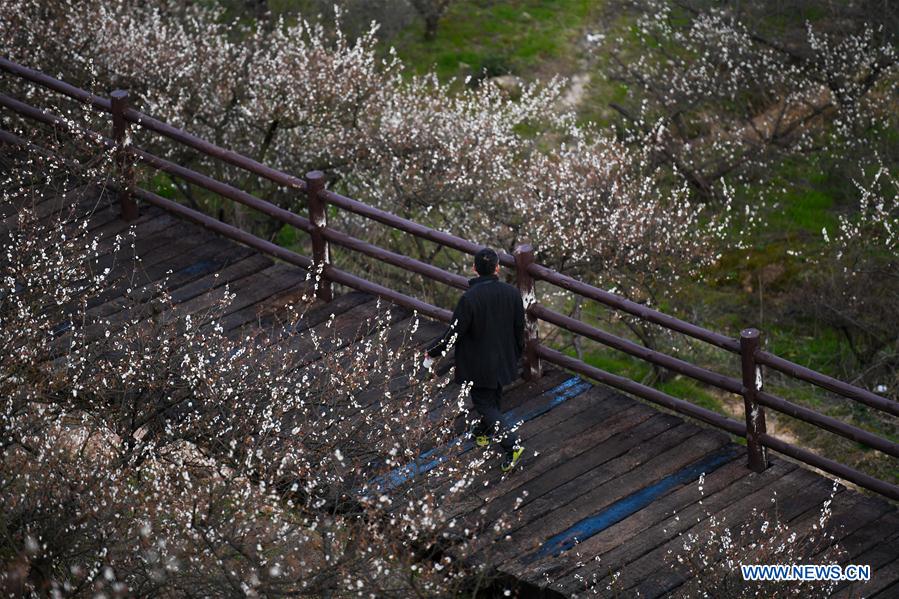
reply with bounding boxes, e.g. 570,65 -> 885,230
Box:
468,423 -> 491,447
501,446 -> 525,472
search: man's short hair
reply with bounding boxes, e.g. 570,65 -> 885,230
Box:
474,247 -> 499,275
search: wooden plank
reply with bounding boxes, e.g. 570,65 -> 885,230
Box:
246,291 -> 376,349
70,253 -> 273,348
424,383 -> 623,496
502,413 -> 693,517
1,185 -> 117,239
80,202 -> 124,232
508,386 -> 633,446
349,319 -> 455,410
94,213 -> 201,266
449,385 -> 627,477
492,425 -> 724,569
830,526 -> 899,597
874,578 -> 899,598
245,290 -> 374,342
85,233 -> 237,317
619,467 -> 844,598
449,406 -> 651,518
165,253 -> 274,305
441,392 -> 650,524
382,370 -> 576,513
41,216 -> 209,334
5,183 -> 105,226
173,262 -> 309,329
268,299 -> 405,376
659,480 -> 891,598
310,315 -> 448,431
630,474 -> 845,599
421,367 -> 577,442
826,508 -> 899,566
459,412 -> 685,564
87,228 -> 242,300
81,214 -> 197,295
275,309 -> 424,435
87,204 -> 167,243
220,281 -> 315,335
41,229 -> 225,354
548,459 -> 798,595
344,364 -> 570,506
398,367 -> 572,451
517,453 -> 751,586
209,264 -> 313,333
791,487 -> 893,559
45,188 -> 120,235
835,555 -> 899,598
88,238 -> 254,314
265,298 -> 385,360
321,312 -> 437,387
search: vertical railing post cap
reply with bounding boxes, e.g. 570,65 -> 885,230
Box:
110,89 -> 129,101
741,328 -> 761,340
305,171 -> 325,186
514,243 -> 534,256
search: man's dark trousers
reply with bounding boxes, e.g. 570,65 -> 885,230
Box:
470,384 -> 517,453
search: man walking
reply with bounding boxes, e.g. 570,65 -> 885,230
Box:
423,248 -> 526,472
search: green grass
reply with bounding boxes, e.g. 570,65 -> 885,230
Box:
769,189 -> 838,234
657,377 -> 723,414
561,345 -> 725,415
763,325 -> 848,375
391,0 -> 597,83
149,172 -> 177,199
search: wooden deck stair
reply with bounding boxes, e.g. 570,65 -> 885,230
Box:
18,187 -> 899,598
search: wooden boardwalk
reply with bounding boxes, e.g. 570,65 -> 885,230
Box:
16,187 -> 899,598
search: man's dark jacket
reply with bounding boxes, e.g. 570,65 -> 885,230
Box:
426,274 -> 525,388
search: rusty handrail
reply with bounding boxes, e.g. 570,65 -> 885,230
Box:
320,189 -> 517,268
0,56 -> 112,112
530,303 -> 742,394
134,187 -> 452,323
535,345 -> 747,436
757,350 -> 899,417
123,107 -> 306,191
527,261 -> 741,353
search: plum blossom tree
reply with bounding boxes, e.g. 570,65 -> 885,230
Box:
0,0 -> 723,321
0,133 -> 506,595
600,0 -> 898,199
796,161 -> 899,396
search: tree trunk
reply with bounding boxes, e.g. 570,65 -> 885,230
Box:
424,15 -> 440,41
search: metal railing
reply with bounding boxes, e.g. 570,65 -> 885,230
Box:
2,56 -> 896,501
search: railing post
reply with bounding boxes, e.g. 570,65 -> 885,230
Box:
740,328 -> 768,472
514,243 -> 541,380
304,170 -> 332,302
110,90 -> 137,221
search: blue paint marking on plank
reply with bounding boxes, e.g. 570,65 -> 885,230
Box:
179,259 -> 217,276
522,445 -> 741,564
505,378 -> 594,426
363,376 -> 592,494
50,320 -> 73,336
